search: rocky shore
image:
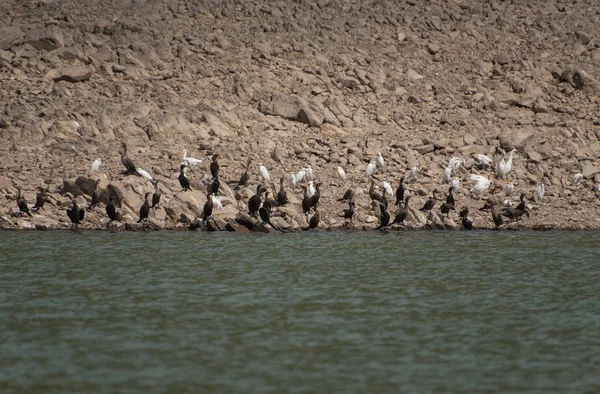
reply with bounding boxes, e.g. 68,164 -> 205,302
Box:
2,0 -> 600,232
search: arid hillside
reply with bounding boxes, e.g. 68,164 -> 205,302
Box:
1,0 -> 600,231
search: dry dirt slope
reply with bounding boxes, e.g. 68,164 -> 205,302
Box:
1,0 -> 600,230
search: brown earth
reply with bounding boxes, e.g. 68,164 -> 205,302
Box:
2,0 -> 600,232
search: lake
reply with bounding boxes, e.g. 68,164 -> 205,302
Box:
1,230 -> 599,393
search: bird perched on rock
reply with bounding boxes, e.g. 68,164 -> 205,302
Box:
248,185 -> 266,218
119,142 -> 137,175
306,180 -> 316,198
376,152 -> 385,171
258,163 -> 271,183
305,165 -> 313,182
309,182 -> 322,209
376,202 -> 390,229
450,178 -> 460,192
448,157 -> 463,174
136,168 -> 153,182
409,165 -> 420,181
210,154 -> 220,178
491,203 -> 503,228
259,206 -> 272,227
16,188 -> 32,217
90,158 -> 102,172
501,207 -> 529,221
182,150 -> 203,167
301,185 -> 312,215
178,164 -> 191,191
138,192 -> 151,223
534,183 -> 545,203
470,174 -> 490,195
420,190 -> 438,212
446,186 -> 455,207
151,180 -> 161,209
497,149 -> 516,180
304,208 -> 320,231
516,193 -> 527,211
295,168 -> 307,185
210,176 -> 220,195
382,178 -> 394,197
234,159 -> 251,190
106,196 -> 118,224
459,207 -> 474,230
391,196 -> 411,226
366,161 -> 376,179
263,190 -> 279,212
443,166 -> 452,183
338,187 -> 355,202
369,179 -> 387,208
203,192 -> 214,223
439,201 -> 454,218
276,177 -> 288,206
342,199 -> 355,226
572,173 -> 583,186
337,166 -> 346,183
67,200 -> 85,228
32,187 -> 48,211
474,154 -> 493,170
395,176 -> 405,206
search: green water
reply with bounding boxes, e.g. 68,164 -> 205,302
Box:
1,231 -> 599,393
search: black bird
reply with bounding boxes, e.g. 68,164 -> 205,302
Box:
391,195 -> 411,225
420,190 -> 438,212
446,187 -> 455,206
263,190 -> 279,212
301,185 -> 312,215
259,206 -> 272,227
516,192 -> 527,211
369,179 -> 387,208
276,177 -> 288,206
395,176 -> 405,206
460,207 -> 474,230
342,199 -> 355,225
151,180 -> 161,208
210,154 -> 220,178
210,175 -> 220,195
304,208 -> 320,231
106,196 -> 117,223
203,193 -> 214,222
32,187 -> 48,211
119,142 -> 137,175
138,192 -> 151,223
492,204 -> 503,228
338,187 -> 355,202
88,190 -> 100,210
501,207 -> 529,221
248,185 -> 265,218
178,164 -> 191,191
234,159 -> 251,190
309,182 -> 322,209
16,188 -> 32,217
66,200 -> 85,228
376,202 -> 390,229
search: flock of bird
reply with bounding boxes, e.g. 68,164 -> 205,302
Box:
11,141 -> 598,231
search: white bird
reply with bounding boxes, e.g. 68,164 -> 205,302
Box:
288,173 -> 297,189
470,174 -> 490,195
182,150 -> 203,167
337,166 -> 346,182
90,158 -> 102,172
572,173 -> 583,185
535,183 -> 545,203
211,194 -> 223,210
409,165 -> 420,181
448,157 -> 463,174
497,149 -> 516,180
136,168 -> 153,182
366,162 -> 376,179
307,181 -> 316,198
258,163 -> 270,183
450,178 -> 460,192
382,178 -> 393,197
295,169 -> 306,184
443,166 -> 452,183
305,165 -> 313,182
474,154 -> 493,170
505,182 -> 514,196
375,152 -> 385,171
503,199 -> 514,206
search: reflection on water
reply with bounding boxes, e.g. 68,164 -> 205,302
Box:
1,231 -> 599,393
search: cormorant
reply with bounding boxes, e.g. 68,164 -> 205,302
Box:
151,180 -> 161,208
304,208 -> 320,231
178,164 -> 191,191
376,202 -> 390,229
342,199 -> 355,225
119,142 -> 137,175
516,193 -> 527,211
258,207 -> 271,227
16,188 -> 32,217
32,187 -> 47,211
446,187 -> 455,206
210,176 -> 219,195
138,192 -> 151,223
276,177 -> 288,206
89,190 -> 100,210
391,196 -> 411,225
210,154 -> 220,178
263,190 -> 279,212
440,201 -> 454,218
301,185 -> 312,215
234,159 -> 251,190
248,185 -> 265,218
369,179 -> 387,208
492,204 -> 503,228
395,176 -> 405,206
420,190 -> 438,212
309,182 -> 321,209
459,207 -> 474,230
203,192 -> 213,222
106,196 -> 117,223
66,200 -> 85,228
501,207 -> 529,221
338,188 -> 355,202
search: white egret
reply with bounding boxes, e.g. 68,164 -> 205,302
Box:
443,166 -> 452,183
534,183 -> 545,203
474,154 -> 493,170
337,166 -> 346,182
572,173 -> 583,185
288,173 -> 297,189
211,194 -> 223,210
448,157 -> 463,174
182,150 -> 203,166
382,178 -> 394,197
295,168 -> 307,184
258,163 -> 271,183
366,161 -> 376,179
470,174 -> 490,195
307,181 -> 316,198
505,182 -> 514,196
409,164 -> 420,181
450,178 -> 460,192
136,168 -> 153,182
497,149 -> 516,180
90,158 -> 102,172
376,152 -> 385,171
305,165 -> 313,182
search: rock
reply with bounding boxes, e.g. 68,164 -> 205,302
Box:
526,150 -> 543,164
60,180 -> 84,197
427,43 -> 440,54
259,94 -> 301,120
0,27 -> 24,50
415,144 -> 434,155
23,27 -> 64,51
269,216 -> 292,231
581,163 -> 600,179
45,66 -> 93,83
297,98 -> 325,127
206,217 -> 228,231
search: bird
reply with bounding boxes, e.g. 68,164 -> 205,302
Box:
338,187 -> 355,202
342,199 -> 355,225
151,180 -> 161,208
505,182 -> 514,196
534,183 -> 545,203
420,190 -> 438,212
210,154 -> 220,178
295,168 -> 307,185
395,177 -> 405,206
106,196 -> 117,223
276,177 -> 288,206
258,206 -> 272,227
382,178 -> 394,197
178,164 -> 191,191
210,176 -> 220,195
491,204 -> 503,228
366,161 -> 376,179
376,202 -> 390,229
211,194 -> 223,211
450,178 -> 460,192
32,187 -> 48,211
288,172 -> 298,189
136,168 -> 153,182
470,174 -> 491,195
16,188 -> 32,217
460,207 -> 474,230
497,149 -> 516,180
138,192 -> 151,223
409,165 -> 420,181
440,202 -> 454,218
369,179 -> 387,208
501,207 -> 530,221
474,154 -> 493,170
119,142 -> 137,175
306,181 -> 316,198
448,157 -> 463,173
88,190 -> 100,210
391,196 -> 411,225
182,150 -> 203,167
376,152 -> 385,171
90,158 -> 102,172
66,200 -> 85,228
234,159 -> 251,190
203,192 -> 214,222
572,173 -> 583,186
258,163 -> 271,183
516,193 -> 527,211
309,182 -> 322,209
337,166 -> 346,183
305,165 -> 313,182
304,208 -> 320,231
263,190 -> 279,211
446,186 -> 455,206
443,166 -> 452,183
248,185 -> 265,218
301,185 -> 312,215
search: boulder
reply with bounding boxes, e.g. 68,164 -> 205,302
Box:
45,66 -> 93,83
0,27 -> 24,50
23,27 -> 64,51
